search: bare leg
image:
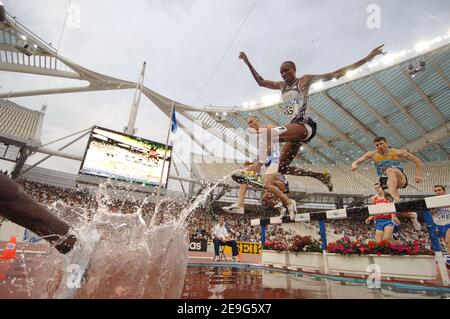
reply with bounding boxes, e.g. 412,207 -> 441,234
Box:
0,174 -> 76,254
385,168 -> 404,201
236,184 -> 248,208
382,226 -> 394,243
263,174 -> 290,207
225,163 -> 261,212
279,123 -> 309,143
375,230 -> 384,243
278,142 -> 333,191
262,179 -> 285,208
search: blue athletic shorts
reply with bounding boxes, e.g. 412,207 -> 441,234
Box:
436,224 -> 450,238
375,219 -> 395,231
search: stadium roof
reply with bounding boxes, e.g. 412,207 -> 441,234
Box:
220,41 -> 450,165
0,10 -> 449,165
0,99 -> 43,147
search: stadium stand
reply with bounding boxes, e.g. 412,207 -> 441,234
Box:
192,161 -> 449,197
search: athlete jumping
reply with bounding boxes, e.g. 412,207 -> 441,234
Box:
238,45 -> 385,192
351,136 -> 423,202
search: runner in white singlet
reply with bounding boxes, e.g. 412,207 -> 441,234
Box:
238,45 -> 385,192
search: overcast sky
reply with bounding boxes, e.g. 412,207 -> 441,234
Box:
0,0 -> 449,189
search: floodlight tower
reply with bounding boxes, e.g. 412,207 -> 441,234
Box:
124,61 -> 146,136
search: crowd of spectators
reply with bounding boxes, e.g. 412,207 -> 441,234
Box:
327,216 -> 429,242
8,179 -> 432,245
187,206 -> 302,244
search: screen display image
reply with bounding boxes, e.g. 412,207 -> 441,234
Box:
79,126 -> 172,187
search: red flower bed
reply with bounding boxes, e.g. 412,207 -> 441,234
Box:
327,236 -> 433,256
263,240 -> 289,252
264,235 -> 322,253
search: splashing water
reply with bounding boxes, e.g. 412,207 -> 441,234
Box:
23,178 -> 223,299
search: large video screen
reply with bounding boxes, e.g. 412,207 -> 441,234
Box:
79,126 -> 172,187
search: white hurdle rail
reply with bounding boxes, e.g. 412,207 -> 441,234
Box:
251,194 -> 450,226
252,194 -> 450,286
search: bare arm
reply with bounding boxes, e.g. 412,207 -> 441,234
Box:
365,216 -> 375,224
396,150 -> 423,183
352,151 -> 375,171
370,195 -> 376,205
239,52 -> 284,90
304,45 -> 386,83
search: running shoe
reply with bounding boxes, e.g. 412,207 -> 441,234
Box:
320,171 -> 333,192
213,255 -> 220,262
222,204 -> 244,214
232,256 -> 240,262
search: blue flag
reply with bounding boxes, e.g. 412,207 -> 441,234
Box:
171,106 -> 177,133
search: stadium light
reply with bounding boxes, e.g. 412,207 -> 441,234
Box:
345,70 -> 356,78
367,61 -> 379,69
382,54 -> 396,65
397,50 -> 407,58
414,41 -> 430,52
312,80 -> 324,89
261,94 -> 280,106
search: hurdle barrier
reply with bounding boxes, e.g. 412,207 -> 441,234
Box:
254,194 -> 450,286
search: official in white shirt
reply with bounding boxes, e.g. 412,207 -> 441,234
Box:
212,216 -> 239,262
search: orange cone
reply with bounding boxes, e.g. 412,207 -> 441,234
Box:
0,236 -> 17,259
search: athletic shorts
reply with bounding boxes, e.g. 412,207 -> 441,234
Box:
436,224 -> 450,238
379,170 -> 408,190
375,219 -> 395,231
290,116 -> 317,143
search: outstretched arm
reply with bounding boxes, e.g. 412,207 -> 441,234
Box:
304,45 -> 386,83
239,52 -> 284,90
352,151 -> 374,171
397,150 -> 423,183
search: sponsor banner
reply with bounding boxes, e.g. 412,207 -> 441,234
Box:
224,241 -> 261,255
188,239 -> 208,252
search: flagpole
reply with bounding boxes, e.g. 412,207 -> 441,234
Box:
154,102 -> 176,213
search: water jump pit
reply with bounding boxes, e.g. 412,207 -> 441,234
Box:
1,242 -> 450,299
